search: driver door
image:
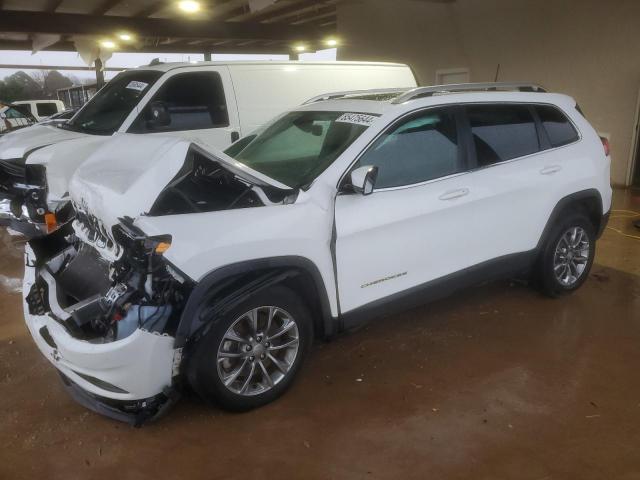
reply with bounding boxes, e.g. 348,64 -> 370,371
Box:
125,67 -> 240,150
334,106 -> 477,314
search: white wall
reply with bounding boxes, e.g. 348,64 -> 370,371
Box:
337,0 -> 640,186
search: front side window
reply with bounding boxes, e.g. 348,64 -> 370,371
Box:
228,111 -> 374,188
354,108 -> 461,189
65,70 -> 161,135
36,103 -> 59,117
129,71 -> 229,133
467,104 -> 540,167
535,105 -> 579,148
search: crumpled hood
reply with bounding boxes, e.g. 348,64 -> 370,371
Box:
69,133 -> 289,229
0,124 -> 87,160
70,135 -> 189,229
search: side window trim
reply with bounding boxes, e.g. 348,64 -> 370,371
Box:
339,105 -> 470,192
339,101 -> 583,191
528,104 -> 552,151
457,104 -> 477,171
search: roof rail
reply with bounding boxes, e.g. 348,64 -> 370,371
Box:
303,87 -> 409,105
391,82 -> 547,104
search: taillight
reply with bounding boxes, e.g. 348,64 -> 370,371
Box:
600,137 -> 610,157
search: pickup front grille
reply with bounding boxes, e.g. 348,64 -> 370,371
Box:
74,208 -> 116,250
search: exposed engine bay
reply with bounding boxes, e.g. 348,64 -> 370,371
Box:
148,147 -> 295,216
26,221 -> 191,344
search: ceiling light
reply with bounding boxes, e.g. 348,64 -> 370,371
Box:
118,33 -> 133,41
294,44 -> 306,52
178,0 -> 200,13
325,38 -> 338,47
100,40 -> 117,49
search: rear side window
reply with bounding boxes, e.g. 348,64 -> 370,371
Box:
36,103 -> 59,117
355,108 -> 460,189
130,71 -> 228,133
466,105 -> 539,167
535,105 -> 579,147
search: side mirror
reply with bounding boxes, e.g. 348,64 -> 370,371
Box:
350,165 -> 378,195
146,101 -> 171,129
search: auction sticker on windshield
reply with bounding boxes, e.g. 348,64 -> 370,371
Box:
335,113 -> 377,126
126,81 -> 149,92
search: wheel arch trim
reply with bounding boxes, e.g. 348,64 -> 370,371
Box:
174,256 -> 335,348
536,188 -> 604,251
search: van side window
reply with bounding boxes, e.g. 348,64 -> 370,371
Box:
130,71 -> 229,133
36,103 -> 59,117
535,105 -> 579,148
466,105 -> 539,167
355,108 -> 460,189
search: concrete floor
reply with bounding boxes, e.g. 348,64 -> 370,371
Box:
1,189 -> 639,480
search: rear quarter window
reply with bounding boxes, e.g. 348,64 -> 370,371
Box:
535,105 -> 579,148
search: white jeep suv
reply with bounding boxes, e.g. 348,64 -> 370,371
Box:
23,83 -> 611,424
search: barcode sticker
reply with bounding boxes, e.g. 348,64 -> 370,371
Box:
125,81 -> 148,92
335,113 -> 377,126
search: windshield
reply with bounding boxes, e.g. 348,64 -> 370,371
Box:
225,111 -> 376,188
65,70 -> 162,135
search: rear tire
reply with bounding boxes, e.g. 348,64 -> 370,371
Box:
188,285 -> 313,411
534,212 -> 596,297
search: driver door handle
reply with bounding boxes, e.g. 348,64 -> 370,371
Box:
439,188 -> 469,201
540,165 -> 562,175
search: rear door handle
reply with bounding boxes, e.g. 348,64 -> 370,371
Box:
439,188 -> 469,201
540,165 -> 562,175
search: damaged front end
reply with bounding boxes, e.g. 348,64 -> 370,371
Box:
23,219 -> 192,426
0,161 -> 72,238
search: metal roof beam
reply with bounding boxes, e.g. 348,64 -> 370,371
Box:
92,0 -> 124,15
0,39 -> 291,55
0,10 -> 322,41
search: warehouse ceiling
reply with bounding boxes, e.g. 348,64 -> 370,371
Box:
0,0 -> 341,55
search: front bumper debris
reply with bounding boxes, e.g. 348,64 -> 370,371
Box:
0,197 -> 44,237
60,374 -> 180,427
0,161 -> 73,238
23,243 -> 179,424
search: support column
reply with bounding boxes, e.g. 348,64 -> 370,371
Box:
95,58 -> 105,89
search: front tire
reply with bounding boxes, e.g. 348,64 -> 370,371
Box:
534,212 -> 596,297
188,285 -> 313,411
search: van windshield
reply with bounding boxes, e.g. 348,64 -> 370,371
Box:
64,70 -> 162,135
226,111 -> 377,188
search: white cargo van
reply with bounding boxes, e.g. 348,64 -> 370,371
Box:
0,61 -> 417,236
12,100 -> 65,121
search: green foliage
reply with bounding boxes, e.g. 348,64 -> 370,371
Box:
0,70 -> 74,103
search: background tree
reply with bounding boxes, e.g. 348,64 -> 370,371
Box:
0,70 -> 74,103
